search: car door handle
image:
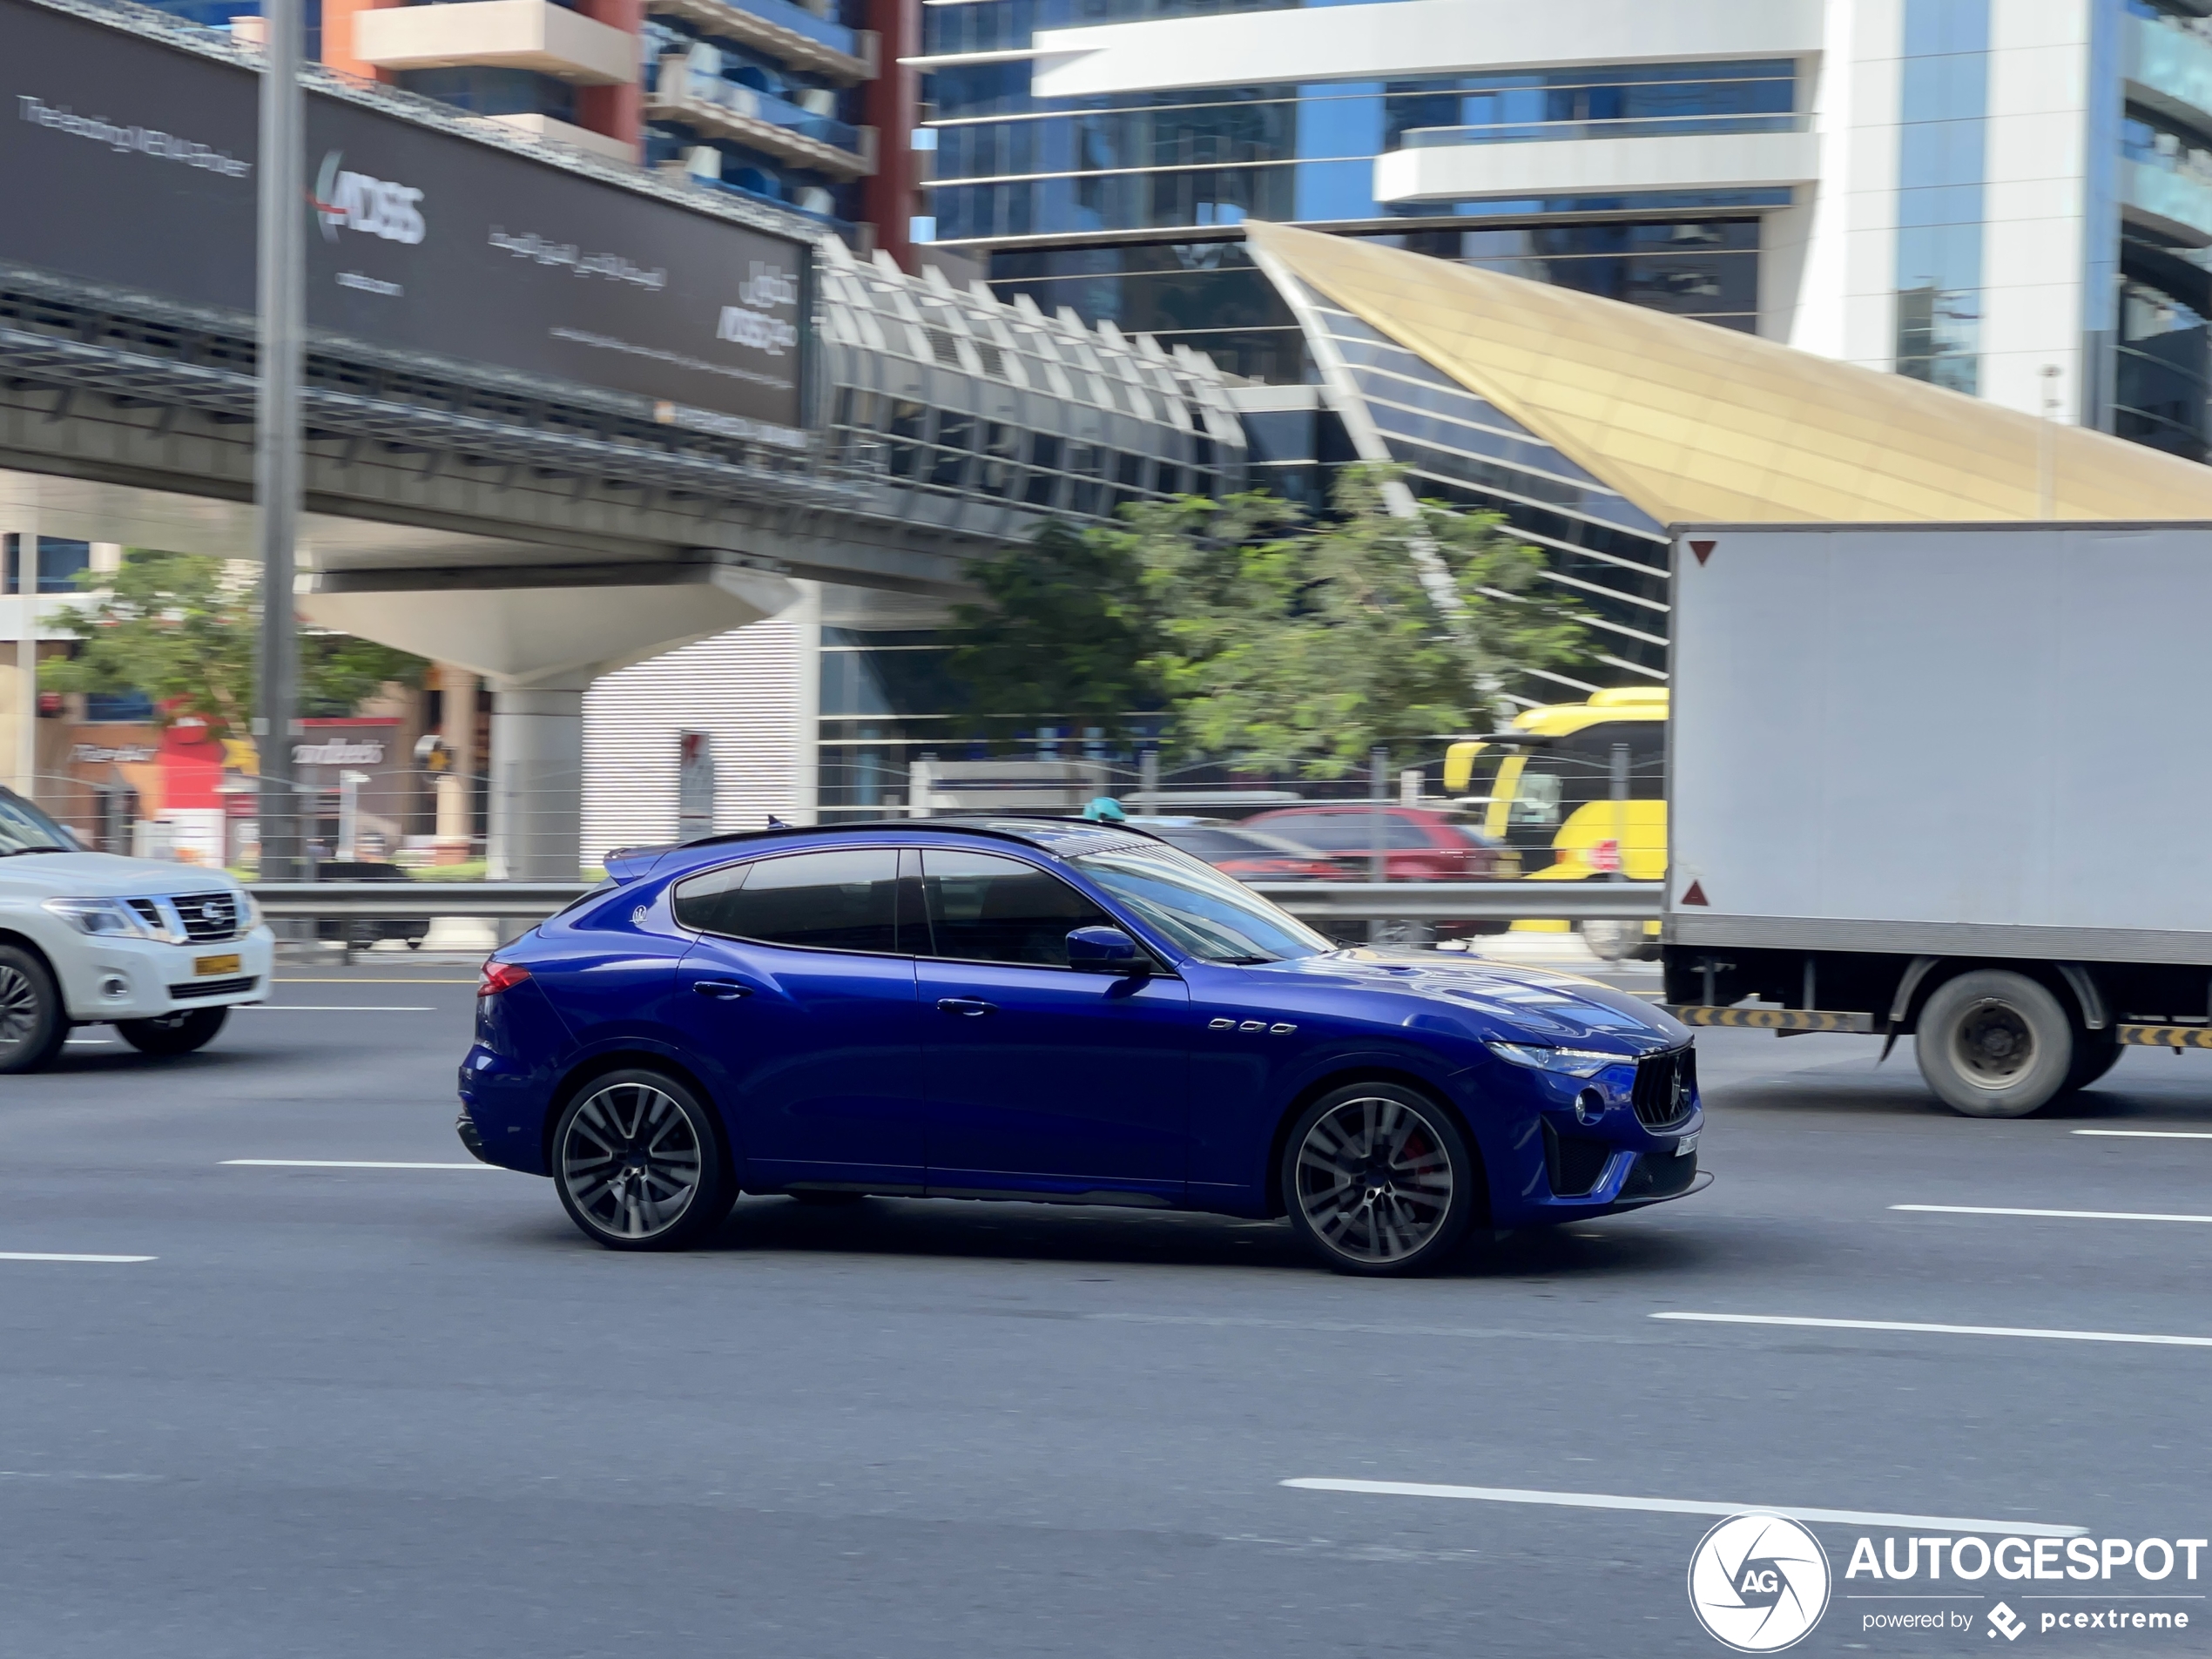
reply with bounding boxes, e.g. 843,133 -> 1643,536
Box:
935,996 -> 998,1017
692,979 -> 753,1000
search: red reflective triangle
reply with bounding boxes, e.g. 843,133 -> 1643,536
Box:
1689,540 -> 1716,566
1681,880 -> 1710,907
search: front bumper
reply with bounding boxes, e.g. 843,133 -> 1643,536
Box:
56,927 -> 275,1021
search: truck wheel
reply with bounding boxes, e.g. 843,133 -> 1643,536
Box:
1915,970 -> 2073,1118
0,946 -> 66,1074
116,1008 -> 229,1057
2062,1026 -> 2122,1094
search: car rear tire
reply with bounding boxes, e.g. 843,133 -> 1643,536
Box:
553,1069 -> 732,1251
0,946 -> 66,1074
116,1008 -> 228,1056
1281,1082 -> 1480,1277
1915,970 -> 2074,1118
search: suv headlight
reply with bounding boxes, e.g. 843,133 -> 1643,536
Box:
238,889 -> 264,930
43,896 -> 161,940
1487,1041 -> 1630,1079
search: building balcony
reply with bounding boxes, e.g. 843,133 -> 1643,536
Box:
2126,10 -> 2212,135
353,0 -> 637,84
469,110 -> 640,163
647,0 -> 874,85
1373,122 -> 1817,206
647,57 -> 874,179
2124,156 -> 2212,249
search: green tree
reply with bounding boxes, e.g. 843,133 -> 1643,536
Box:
946,467 -> 1584,776
944,519 -> 1164,743
40,548 -> 428,736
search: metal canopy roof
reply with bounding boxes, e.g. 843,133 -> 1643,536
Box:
1246,219 -> 2212,525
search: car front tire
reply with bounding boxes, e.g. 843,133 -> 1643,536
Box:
1915,969 -> 2074,1118
0,946 -> 66,1074
1281,1082 -> 1480,1277
552,1069 -> 732,1251
116,1008 -> 229,1057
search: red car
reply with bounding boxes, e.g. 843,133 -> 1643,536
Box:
1239,805 -> 1504,881
1143,820 -> 1358,881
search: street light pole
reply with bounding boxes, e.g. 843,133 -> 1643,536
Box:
253,0 -> 305,880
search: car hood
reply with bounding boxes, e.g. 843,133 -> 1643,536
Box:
1233,948 -> 1689,1053
0,851 -> 242,898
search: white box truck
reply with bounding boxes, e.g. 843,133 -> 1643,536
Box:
1662,520 -> 2212,1117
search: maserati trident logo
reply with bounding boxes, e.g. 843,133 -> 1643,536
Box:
314,151 -> 425,245
1688,1514 -> 1831,1652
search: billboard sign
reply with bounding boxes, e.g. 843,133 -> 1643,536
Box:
0,0 -> 809,437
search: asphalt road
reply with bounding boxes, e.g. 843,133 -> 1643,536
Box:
3,961 -> 2211,1656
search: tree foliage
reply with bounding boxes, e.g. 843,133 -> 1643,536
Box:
945,467 -> 1585,777
40,548 -> 428,737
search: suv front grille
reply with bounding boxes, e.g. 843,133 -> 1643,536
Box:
1632,1046 -> 1698,1130
173,892 -> 243,942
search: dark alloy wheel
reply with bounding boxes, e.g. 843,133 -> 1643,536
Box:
116,1008 -> 229,1057
552,1069 -> 732,1251
0,945 -> 66,1074
1281,1082 -> 1480,1277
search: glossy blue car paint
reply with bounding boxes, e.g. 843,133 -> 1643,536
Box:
457,819 -> 1703,1230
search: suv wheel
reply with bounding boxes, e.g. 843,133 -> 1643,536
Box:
553,1069 -> 732,1251
116,1008 -> 229,1057
1281,1082 -> 1480,1277
0,946 -> 66,1074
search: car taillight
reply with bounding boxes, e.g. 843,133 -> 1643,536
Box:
479,960 -> 531,997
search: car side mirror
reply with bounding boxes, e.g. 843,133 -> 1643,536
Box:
1066,925 -> 1144,973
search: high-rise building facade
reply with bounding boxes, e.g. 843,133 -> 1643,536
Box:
919,0 -> 2212,460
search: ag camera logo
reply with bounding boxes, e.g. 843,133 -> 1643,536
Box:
1689,1513 -> 1831,1652
314,151 -> 425,245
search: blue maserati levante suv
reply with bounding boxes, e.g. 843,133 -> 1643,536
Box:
458,819 -> 1705,1275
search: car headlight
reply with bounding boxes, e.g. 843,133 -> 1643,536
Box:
1487,1041 -> 1630,1079
238,889 -> 264,930
42,896 -> 160,939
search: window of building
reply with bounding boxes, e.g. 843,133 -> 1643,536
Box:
1893,0 -> 1990,394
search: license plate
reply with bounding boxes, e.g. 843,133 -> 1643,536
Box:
193,954 -> 242,977
1674,1130 -> 1699,1158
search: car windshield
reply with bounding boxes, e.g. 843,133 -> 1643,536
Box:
1073,843 -> 1332,963
0,788 -> 74,856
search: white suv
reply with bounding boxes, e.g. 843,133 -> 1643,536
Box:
0,788 -> 273,1072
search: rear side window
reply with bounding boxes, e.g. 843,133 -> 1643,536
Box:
672,849 -> 902,954
919,847 -> 1113,968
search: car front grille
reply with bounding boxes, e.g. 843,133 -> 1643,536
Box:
126,893 -> 245,943
1632,1046 -> 1698,1130
168,975 -> 256,1001
173,892 -> 244,942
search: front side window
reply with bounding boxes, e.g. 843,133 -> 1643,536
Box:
672,848 -> 901,954
919,847 -> 1113,968
0,787 -> 74,856
1074,844 -> 1331,964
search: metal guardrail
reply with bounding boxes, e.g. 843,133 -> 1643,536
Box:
1251,881 -> 1663,921
248,880 -> 1666,923
248,882 -> 595,919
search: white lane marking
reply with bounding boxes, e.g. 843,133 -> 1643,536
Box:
238,1005 -> 435,1013
64,1036 -> 114,1045
1894,1203 -> 2212,1224
1281,1480 -> 2085,1538
221,1159 -> 495,1170
0,1251 -> 154,1264
2074,1129 -> 2212,1141
1655,1310 -> 2212,1350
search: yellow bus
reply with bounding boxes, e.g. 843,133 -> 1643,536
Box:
1443,686 -> 1667,958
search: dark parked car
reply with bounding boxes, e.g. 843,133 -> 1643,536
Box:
1241,805 -> 1506,881
1139,820 -> 1355,881
457,819 -> 1703,1276
311,860 -> 429,951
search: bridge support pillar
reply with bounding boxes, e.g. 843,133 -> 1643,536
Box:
487,678 -> 587,881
